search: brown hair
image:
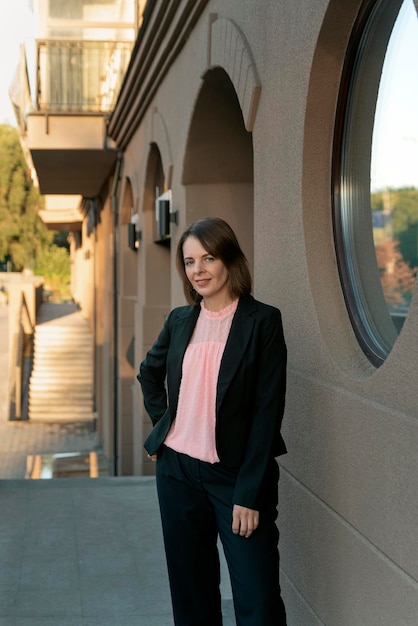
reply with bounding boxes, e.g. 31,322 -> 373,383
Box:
176,217 -> 252,305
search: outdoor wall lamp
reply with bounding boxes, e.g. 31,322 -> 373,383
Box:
156,190 -> 176,238
128,214 -> 142,251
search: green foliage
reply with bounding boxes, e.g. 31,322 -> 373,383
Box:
391,189 -> 418,270
370,192 -> 384,212
0,124 -> 71,300
371,187 -> 418,271
35,245 -> 72,301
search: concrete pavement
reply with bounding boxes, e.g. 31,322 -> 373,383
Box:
0,478 -> 235,626
0,477 -> 174,625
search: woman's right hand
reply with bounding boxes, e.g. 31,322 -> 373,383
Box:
147,453 -> 158,461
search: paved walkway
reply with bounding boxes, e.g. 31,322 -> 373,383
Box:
0,477 -> 174,625
0,304 -> 235,625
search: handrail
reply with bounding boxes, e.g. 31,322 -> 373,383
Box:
8,293 -> 34,421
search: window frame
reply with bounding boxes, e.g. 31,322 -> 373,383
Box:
332,0 -> 405,367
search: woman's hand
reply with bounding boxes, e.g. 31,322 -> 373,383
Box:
232,504 -> 259,538
147,454 -> 158,461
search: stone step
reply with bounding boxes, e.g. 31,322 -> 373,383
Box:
33,345 -> 92,353
35,326 -> 91,334
34,328 -> 91,343
31,371 -> 92,379
30,365 -> 92,374
33,337 -> 93,350
29,398 -> 93,409
33,359 -> 92,367
28,304 -> 94,422
29,308 -> 94,423
31,357 -> 92,369
28,380 -> 93,390
29,406 -> 94,417
36,323 -> 90,329
30,369 -> 92,378
28,411 -> 94,423
28,397 -> 93,406
32,355 -> 92,362
29,406 -> 93,414
29,382 -> 93,392
33,350 -> 92,358
29,391 -> 93,408
29,395 -> 93,405
33,340 -> 92,348
34,337 -> 91,345
34,329 -> 91,337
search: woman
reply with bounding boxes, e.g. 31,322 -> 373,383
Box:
138,217 -> 287,626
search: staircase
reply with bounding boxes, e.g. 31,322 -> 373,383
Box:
28,303 -> 94,422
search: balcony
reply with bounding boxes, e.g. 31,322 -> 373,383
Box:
11,39 -> 133,197
38,195 -> 84,232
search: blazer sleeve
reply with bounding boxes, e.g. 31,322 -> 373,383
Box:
233,308 -> 287,510
137,313 -> 172,426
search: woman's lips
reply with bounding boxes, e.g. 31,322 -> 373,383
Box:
195,279 -> 210,287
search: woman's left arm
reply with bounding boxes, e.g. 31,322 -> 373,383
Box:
232,307 -> 287,512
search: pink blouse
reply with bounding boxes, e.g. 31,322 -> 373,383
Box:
164,298 -> 238,463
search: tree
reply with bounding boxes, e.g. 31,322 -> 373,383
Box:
372,187 -> 418,271
375,239 -> 416,309
0,124 -> 70,299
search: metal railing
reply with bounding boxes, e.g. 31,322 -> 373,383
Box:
8,293 -> 34,421
36,39 -> 133,113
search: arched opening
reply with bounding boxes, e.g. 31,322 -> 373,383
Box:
182,67 -> 254,272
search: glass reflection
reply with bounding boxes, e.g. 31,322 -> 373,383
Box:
371,0 -> 418,331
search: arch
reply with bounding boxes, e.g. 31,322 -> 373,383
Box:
209,16 -> 261,132
183,67 -> 253,185
120,176 -> 134,226
143,143 -> 167,248
151,108 -> 173,188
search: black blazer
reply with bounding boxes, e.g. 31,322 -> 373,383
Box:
138,293 -> 287,509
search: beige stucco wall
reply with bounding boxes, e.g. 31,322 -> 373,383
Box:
107,0 -> 418,623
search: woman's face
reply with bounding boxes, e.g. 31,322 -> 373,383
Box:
182,236 -> 231,310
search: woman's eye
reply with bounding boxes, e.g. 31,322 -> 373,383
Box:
184,260 -> 194,267
205,256 -> 215,263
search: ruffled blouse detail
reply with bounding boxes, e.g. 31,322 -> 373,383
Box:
164,299 -> 238,463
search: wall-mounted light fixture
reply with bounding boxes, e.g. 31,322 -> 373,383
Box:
128,213 -> 142,251
156,190 -> 177,239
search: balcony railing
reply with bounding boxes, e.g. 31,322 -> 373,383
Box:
36,39 -> 133,113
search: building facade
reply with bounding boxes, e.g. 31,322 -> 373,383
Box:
14,0 -> 418,623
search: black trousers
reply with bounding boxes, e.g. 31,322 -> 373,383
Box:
156,445 -> 287,626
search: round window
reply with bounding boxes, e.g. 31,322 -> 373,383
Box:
333,0 -> 418,366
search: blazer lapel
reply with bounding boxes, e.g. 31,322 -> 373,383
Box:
168,305 -> 200,411
216,295 -> 256,412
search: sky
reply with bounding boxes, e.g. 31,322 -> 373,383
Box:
0,0 -> 35,125
371,0 -> 418,191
